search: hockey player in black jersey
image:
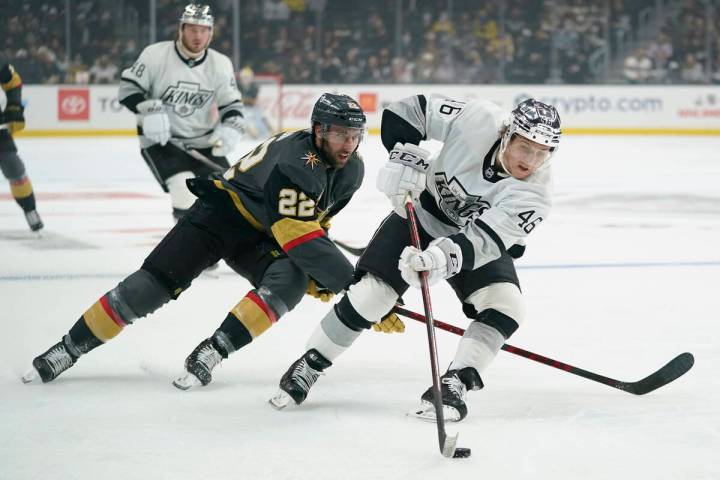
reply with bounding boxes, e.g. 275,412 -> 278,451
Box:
0,55 -> 43,231
22,93 -> 400,386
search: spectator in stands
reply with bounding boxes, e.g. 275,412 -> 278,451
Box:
623,48 -> 652,84
680,53 -> 707,84
89,55 -> 119,84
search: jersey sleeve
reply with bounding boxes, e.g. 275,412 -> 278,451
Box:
0,60 -> 23,105
381,93 -> 466,149
265,164 -> 354,293
118,46 -> 156,112
215,55 -> 243,122
448,177 -> 552,270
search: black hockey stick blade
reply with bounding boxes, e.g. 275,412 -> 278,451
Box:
332,238 -> 366,256
616,352 -> 694,395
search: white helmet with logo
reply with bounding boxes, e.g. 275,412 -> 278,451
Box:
180,3 -> 214,28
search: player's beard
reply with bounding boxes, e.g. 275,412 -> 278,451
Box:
178,30 -> 210,57
321,139 -> 353,169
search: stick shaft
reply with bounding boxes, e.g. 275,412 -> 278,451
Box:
404,198 -> 449,452
393,306 -> 693,395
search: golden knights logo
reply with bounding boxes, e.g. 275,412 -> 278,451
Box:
302,151 -> 321,169
160,81 -> 213,117
434,172 -> 490,225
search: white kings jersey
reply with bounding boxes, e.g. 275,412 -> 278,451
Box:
386,94 -> 553,270
119,41 -> 243,149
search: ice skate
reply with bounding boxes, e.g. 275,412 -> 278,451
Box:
22,338 -> 77,383
269,349 -> 331,410
409,367 -> 483,422
173,338 -> 224,390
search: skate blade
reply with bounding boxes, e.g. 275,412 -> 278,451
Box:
21,366 -> 40,384
268,389 -> 292,410
407,401 -> 461,422
172,372 -> 202,391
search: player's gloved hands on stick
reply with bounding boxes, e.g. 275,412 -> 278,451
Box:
399,237 -> 462,287
376,142 -> 431,218
137,99 -> 170,146
306,278 -> 334,302
210,115 -> 244,157
372,311 -> 405,333
2,103 -> 25,133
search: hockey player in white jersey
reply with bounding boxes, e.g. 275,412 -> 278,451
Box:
118,3 -> 244,220
271,94 -> 562,422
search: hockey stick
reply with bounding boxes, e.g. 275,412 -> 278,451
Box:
404,196 -> 471,459
394,306 -> 694,396
331,238 -> 366,257
186,148 -> 226,173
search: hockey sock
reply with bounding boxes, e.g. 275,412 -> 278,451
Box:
9,175 -> 36,211
216,287 -> 287,354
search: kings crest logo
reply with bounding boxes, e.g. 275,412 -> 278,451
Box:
160,81 -> 214,117
434,172 -> 490,225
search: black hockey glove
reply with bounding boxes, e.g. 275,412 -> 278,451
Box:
2,103 -> 25,133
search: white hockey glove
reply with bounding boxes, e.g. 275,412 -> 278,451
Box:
137,99 -> 170,146
398,237 -> 462,288
209,116 -> 244,157
376,142 -> 431,217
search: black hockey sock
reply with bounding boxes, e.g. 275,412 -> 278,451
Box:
68,317 -> 104,356
215,314 -> 253,355
9,176 -> 36,211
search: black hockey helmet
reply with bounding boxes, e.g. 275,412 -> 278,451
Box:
311,93 -> 366,130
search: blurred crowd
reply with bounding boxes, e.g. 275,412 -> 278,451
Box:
1,0 -> 718,85
623,0 -> 719,84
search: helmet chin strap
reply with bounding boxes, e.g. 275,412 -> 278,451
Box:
497,130 -> 512,175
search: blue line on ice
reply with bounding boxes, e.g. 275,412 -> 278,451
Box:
2,260 -> 719,282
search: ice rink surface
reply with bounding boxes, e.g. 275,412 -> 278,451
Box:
1,134 -> 719,480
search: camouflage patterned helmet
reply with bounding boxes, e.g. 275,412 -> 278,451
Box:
180,3 -> 214,28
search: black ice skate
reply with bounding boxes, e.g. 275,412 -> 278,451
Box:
173,338 -> 225,390
269,349 -> 332,410
22,338 -> 78,383
24,210 -> 43,232
412,367 -> 483,422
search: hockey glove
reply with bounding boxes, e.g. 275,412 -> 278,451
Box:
398,237 -> 462,288
210,116 -> 244,157
372,311 -> 405,334
137,99 -> 170,146
376,143 -> 430,217
2,103 -> 25,133
306,278 -> 335,302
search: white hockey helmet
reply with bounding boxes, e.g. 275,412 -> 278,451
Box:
503,98 -> 561,151
180,3 -> 214,28
498,98 -> 561,174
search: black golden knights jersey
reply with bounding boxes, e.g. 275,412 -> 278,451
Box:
188,129 -> 364,293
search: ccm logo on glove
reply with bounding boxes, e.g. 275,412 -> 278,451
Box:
389,150 -> 430,171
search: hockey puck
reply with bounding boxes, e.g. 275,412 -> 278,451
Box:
453,447 -> 472,458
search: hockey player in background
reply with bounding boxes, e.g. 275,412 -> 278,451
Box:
118,3 -> 244,220
271,95 -> 562,423
0,55 -> 43,231
237,66 -> 272,139
22,93 -> 401,388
